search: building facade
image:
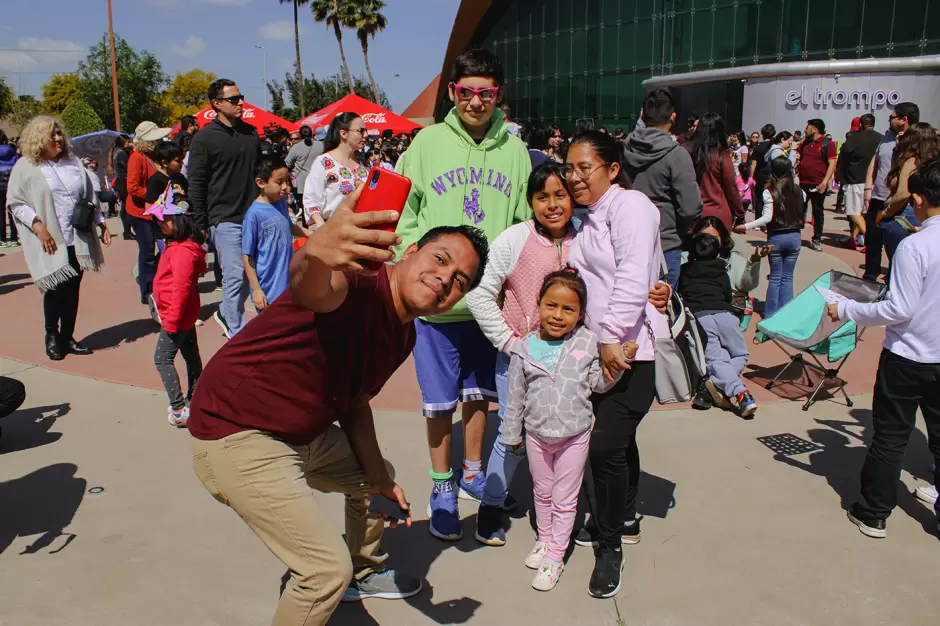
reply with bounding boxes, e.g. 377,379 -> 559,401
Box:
420,0 -> 940,137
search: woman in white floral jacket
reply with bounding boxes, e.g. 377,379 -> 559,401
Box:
301,112 -> 369,228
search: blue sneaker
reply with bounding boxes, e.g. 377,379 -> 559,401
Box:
735,391 -> 758,419
429,482 -> 462,541
458,472 -> 486,502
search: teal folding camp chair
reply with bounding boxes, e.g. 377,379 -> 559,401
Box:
755,271 -> 886,411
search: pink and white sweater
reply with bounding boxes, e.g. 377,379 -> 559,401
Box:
467,220 -> 573,354
568,185 -> 668,362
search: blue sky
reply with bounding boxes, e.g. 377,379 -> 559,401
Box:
0,0 -> 460,114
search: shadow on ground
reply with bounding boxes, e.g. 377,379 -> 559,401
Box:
0,462 -> 85,556
0,272 -> 31,296
0,402 -> 70,454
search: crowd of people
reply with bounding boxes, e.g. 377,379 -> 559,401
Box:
1,45 -> 939,626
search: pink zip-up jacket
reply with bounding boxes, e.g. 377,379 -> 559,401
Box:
568,185 -> 668,362
467,220 -> 573,354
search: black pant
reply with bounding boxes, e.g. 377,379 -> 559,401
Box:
800,184 -> 826,242
863,198 -> 885,281
0,376 -> 26,419
588,361 -> 656,551
117,183 -> 134,238
42,245 -> 83,339
154,328 -> 203,410
856,349 -> 940,521
130,215 -> 160,303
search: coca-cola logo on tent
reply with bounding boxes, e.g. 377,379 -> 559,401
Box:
202,108 -> 256,121
360,113 -> 387,124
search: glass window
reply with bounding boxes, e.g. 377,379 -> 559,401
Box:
805,0 -> 835,53
691,9 -> 714,64
515,79 -> 530,120
544,32 -> 558,76
780,0 -> 808,53
557,30 -> 572,74
927,1 -> 940,42
558,0 -> 573,30
712,7 -> 736,62
892,0 -> 927,46
572,29 -> 587,73
573,75 -> 589,117
602,25 -> 621,70
556,76 -> 572,119
757,0 -> 783,58
585,0 -> 601,27
634,19 -> 655,68
831,0 -> 862,53
529,76 -> 543,120
617,73 -> 636,119
600,75 -> 618,117
517,37 -> 532,80
517,1 -> 533,38
860,0 -> 892,49
671,11 -> 694,67
585,27 -> 601,71
544,0 -> 558,32
637,0 -> 658,21
735,4 -> 759,60
602,0 -> 622,22
891,44 -> 923,58
505,39 -> 518,83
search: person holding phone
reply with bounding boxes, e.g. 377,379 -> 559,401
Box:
187,186 -> 489,624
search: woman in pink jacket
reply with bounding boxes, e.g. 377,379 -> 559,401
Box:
566,130 -> 668,599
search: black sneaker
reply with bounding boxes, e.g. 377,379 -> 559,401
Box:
474,504 -> 506,546
588,547 -> 623,598
811,239 -> 823,252
847,503 -> 886,539
213,309 -> 233,339
621,518 -> 641,545
575,518 -> 641,547
692,387 -> 713,410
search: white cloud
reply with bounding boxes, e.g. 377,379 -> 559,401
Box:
168,36 -> 207,58
0,38 -> 85,73
259,20 -> 306,41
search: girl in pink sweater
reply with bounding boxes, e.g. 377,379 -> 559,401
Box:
467,162 -> 576,547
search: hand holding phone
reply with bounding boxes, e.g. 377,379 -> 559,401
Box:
368,494 -> 410,521
354,167 -> 413,270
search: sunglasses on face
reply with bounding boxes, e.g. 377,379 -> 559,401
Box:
347,128 -> 368,136
217,94 -> 245,105
451,82 -> 500,103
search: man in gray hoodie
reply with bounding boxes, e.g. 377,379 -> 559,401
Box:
622,89 -> 703,287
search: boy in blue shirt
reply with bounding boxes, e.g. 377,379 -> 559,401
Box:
242,158 -> 311,311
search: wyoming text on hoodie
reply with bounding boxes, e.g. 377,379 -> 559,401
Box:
622,127 -> 703,253
394,107 -> 532,323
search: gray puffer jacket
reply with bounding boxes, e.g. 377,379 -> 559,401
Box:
501,326 -> 619,446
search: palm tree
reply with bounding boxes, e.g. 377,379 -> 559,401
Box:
279,0 -> 310,117
311,0 -> 356,95
351,0 -> 387,105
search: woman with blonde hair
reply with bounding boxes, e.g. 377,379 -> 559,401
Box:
6,115 -> 110,360
126,120 -> 172,306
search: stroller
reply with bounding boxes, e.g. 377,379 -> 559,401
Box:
755,271 -> 886,411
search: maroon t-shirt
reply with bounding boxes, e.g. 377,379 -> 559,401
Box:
797,138 -> 837,186
187,267 -> 415,444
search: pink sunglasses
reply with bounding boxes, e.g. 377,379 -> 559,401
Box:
450,82 -> 501,103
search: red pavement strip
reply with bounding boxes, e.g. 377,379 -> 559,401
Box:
0,216 -> 883,414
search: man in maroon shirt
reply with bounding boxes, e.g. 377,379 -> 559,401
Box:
187,187 -> 488,626
797,118 -> 838,250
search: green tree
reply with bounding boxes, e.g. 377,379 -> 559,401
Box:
60,99 -> 106,137
266,81 -> 299,122
311,0 -> 356,95
0,77 -> 15,118
77,33 -> 168,131
275,66 -> 390,119
41,73 -> 82,115
161,69 -> 217,123
8,96 -> 44,133
351,0 -> 387,105
278,0 -> 310,117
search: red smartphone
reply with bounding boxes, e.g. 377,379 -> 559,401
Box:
354,166 -> 412,269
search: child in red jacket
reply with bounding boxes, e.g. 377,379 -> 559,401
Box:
145,181 -> 207,427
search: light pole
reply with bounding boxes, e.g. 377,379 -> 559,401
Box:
254,45 -> 267,110
108,0 -> 121,131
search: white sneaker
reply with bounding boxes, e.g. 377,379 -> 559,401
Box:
532,559 -> 563,592
914,484 -> 938,505
167,406 -> 189,428
524,541 -> 548,570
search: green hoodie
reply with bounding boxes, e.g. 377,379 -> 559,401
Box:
395,107 -> 532,323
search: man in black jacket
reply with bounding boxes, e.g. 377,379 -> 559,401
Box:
188,79 -> 260,338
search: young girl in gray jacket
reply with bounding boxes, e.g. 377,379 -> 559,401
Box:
502,268 -> 636,592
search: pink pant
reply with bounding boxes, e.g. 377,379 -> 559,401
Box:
527,429 -> 591,562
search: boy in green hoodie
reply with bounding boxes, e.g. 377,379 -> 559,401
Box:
395,49 -> 532,541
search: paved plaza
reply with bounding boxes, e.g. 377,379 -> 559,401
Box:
1,214 -> 937,625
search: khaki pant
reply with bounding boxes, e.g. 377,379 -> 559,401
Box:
192,426 -> 386,626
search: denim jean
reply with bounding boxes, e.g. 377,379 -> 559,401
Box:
882,205 -> 921,276
764,231 -> 801,318
663,249 -> 682,290
863,199 -> 886,281
130,215 -> 160,303
211,222 -> 250,336
481,351 -> 526,507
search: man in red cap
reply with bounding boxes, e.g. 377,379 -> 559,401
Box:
836,114 -> 883,250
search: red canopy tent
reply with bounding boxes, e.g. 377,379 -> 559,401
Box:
296,94 -> 422,136
173,103 -> 299,135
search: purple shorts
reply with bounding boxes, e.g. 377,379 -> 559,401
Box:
414,319 -> 498,418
